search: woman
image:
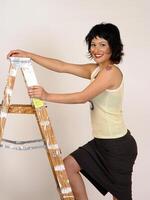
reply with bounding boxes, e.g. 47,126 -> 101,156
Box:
7,23 -> 137,200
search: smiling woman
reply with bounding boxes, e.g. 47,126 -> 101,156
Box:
7,22 -> 137,200
85,23 -> 124,64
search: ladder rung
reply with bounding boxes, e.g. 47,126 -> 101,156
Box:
0,104 -> 35,114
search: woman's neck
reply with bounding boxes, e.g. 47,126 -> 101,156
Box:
98,61 -> 113,69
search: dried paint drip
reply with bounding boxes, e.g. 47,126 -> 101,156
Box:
40,120 -> 50,130
9,67 -> 17,77
54,164 -> 65,171
47,144 -> 59,149
0,111 -> 7,119
61,187 -> 72,194
5,88 -> 13,96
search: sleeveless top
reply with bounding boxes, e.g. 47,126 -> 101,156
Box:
90,67 -> 127,139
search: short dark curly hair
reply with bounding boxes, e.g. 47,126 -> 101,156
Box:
85,23 -> 124,64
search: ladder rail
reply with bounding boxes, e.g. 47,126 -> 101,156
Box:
0,62 -> 18,141
21,62 -> 74,200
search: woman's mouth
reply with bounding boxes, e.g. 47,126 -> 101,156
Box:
94,54 -> 103,59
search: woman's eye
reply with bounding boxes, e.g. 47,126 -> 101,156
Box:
91,43 -> 96,47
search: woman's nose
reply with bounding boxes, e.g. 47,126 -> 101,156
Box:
92,47 -> 102,54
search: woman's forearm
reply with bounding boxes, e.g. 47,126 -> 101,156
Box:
29,53 -> 66,72
28,86 -> 88,104
46,92 -> 87,104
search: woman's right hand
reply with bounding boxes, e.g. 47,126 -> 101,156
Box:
7,49 -> 31,59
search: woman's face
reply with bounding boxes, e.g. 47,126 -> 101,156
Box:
90,36 -> 112,65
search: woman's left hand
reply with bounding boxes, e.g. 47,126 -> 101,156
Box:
28,86 -> 48,100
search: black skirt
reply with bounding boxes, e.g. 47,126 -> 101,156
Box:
70,130 -> 137,200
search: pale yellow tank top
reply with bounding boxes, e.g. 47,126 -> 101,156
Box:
90,67 -> 127,139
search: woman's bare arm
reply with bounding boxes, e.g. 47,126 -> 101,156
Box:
7,49 -> 96,79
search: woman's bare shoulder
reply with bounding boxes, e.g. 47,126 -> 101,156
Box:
102,65 -> 123,77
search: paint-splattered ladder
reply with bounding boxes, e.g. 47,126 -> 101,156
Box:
0,57 -> 75,200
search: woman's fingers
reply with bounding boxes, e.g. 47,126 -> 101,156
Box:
7,50 -> 20,58
28,86 -> 45,99
7,49 -> 28,59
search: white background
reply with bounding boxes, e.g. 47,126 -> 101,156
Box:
0,0 -> 150,199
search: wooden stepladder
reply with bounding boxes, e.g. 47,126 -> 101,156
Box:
0,57 -> 75,200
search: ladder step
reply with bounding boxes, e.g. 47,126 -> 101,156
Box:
0,104 -> 35,114
0,138 -> 46,150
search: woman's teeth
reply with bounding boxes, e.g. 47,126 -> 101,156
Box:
95,54 -> 103,58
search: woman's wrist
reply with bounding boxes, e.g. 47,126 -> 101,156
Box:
43,91 -> 49,101
27,52 -> 34,60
